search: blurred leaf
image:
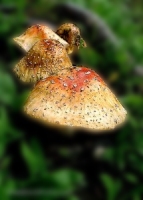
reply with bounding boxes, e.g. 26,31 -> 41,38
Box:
50,169 -> 85,190
0,106 -> 21,158
67,196 -> 79,200
0,106 -> 9,135
0,70 -> 16,106
59,147 -> 71,157
124,173 -> 138,184
101,147 -> 114,162
1,157 -> 11,169
0,171 -> 16,200
122,185 -> 143,200
132,195 -> 141,200
13,90 -> 29,111
100,173 -> 122,200
21,141 -> 47,177
123,94 -> 143,107
78,47 -> 100,67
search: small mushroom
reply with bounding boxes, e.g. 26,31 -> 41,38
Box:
13,24 -> 69,52
56,23 -> 86,53
14,39 -> 72,83
24,66 -> 127,131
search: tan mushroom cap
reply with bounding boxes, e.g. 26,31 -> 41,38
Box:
13,24 -> 69,52
14,39 -> 72,83
24,66 -> 127,131
56,23 -> 86,53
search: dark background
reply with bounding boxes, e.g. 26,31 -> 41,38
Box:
0,0 -> 143,199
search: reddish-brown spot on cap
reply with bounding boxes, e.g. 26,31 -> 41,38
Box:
46,67 -> 105,93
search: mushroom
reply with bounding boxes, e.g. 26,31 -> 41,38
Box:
14,39 -> 72,83
24,66 -> 127,131
56,23 -> 86,53
13,24 -> 69,52
13,23 -> 127,131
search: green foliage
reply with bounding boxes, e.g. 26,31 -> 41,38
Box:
0,70 -> 16,106
18,141 -> 84,199
100,173 -> 122,200
0,107 -> 22,158
21,141 -> 48,177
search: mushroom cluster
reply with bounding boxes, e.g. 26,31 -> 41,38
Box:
14,23 -> 127,131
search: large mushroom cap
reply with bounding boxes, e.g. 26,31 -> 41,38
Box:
14,39 -> 72,83
13,24 -> 69,52
24,66 -> 127,131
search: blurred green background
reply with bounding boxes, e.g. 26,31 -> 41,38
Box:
1,0 -> 143,199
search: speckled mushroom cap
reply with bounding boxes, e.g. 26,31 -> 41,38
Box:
24,66 -> 127,131
14,39 -> 72,83
13,24 -> 69,52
